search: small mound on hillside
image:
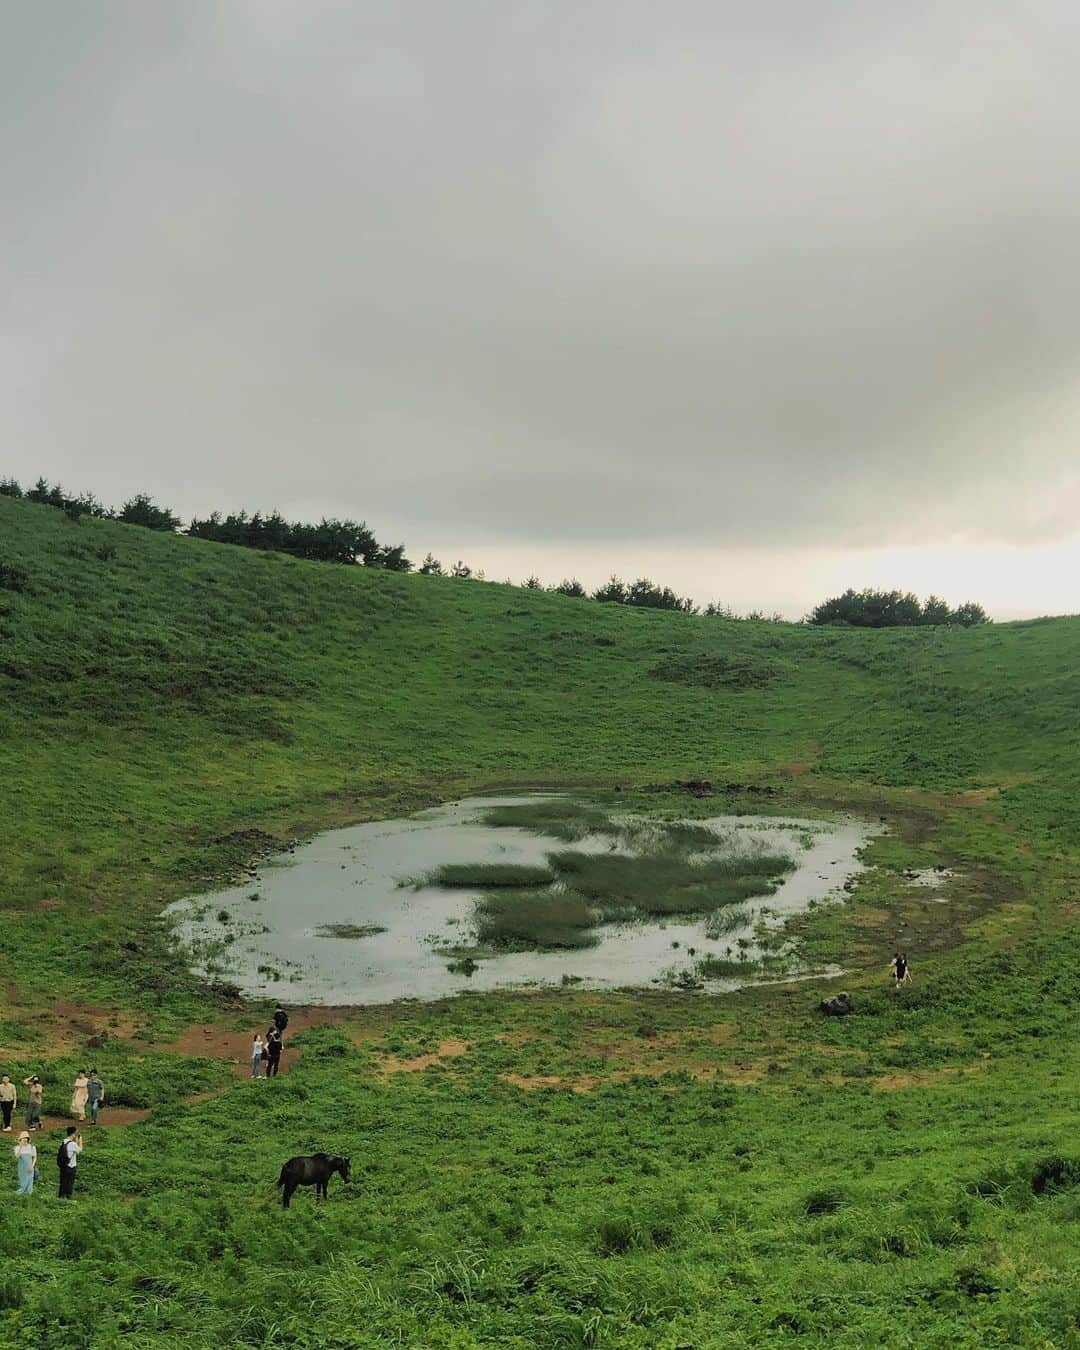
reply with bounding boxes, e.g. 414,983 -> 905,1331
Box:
649,653 -> 779,691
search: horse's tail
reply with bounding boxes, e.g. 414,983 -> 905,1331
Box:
275,1165 -> 288,1187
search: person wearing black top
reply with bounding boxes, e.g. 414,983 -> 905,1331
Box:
57,1126 -> 82,1198
272,1006 -> 289,1048
265,1026 -> 283,1077
890,952 -> 911,985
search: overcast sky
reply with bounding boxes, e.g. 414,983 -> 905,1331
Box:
4,3 -> 1079,617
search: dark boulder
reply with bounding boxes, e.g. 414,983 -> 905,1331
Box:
820,992 -> 852,1017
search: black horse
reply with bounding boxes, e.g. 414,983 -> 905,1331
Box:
276,1153 -> 351,1208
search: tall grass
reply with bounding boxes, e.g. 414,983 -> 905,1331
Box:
546,849 -> 793,918
473,890 -> 599,950
425,863 -> 555,888
480,801 -> 620,841
703,905 -> 753,939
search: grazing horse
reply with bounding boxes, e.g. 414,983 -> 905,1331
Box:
276,1153 -> 351,1208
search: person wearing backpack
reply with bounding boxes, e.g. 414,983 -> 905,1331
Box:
57,1126 -> 82,1198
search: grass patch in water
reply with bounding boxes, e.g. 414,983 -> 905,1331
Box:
426,862 -> 556,888
473,889 -> 599,950
547,849 -> 794,918
696,954 -> 760,977
659,821 -> 722,849
704,905 -> 754,939
480,800 -> 620,841
314,923 -> 387,939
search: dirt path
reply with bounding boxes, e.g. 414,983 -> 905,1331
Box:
160,1006 -> 377,1079
2,1008 -> 380,1135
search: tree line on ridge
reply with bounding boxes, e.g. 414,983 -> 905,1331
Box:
0,475 -> 988,626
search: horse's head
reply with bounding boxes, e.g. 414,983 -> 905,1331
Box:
336,1155 -> 352,1183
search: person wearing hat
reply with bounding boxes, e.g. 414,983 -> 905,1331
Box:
22,1075 -> 42,1131
14,1131 -> 36,1195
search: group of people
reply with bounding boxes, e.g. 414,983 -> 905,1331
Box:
14,1125 -> 84,1197
251,1006 -> 289,1077
0,1069 -> 105,1133
7,1066 -> 109,1198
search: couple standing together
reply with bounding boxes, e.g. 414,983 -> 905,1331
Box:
252,1006 -> 289,1078
13,1125 -> 82,1197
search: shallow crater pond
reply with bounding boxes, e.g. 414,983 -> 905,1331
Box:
167,795 -> 871,1005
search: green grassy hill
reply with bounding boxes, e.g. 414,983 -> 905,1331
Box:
2,494 -> 1080,1347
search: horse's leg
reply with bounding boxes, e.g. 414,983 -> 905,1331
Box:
282,1180 -> 296,1209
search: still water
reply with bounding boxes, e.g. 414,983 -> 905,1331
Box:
166,796 -> 871,1005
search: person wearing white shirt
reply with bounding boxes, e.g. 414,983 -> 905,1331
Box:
58,1126 -> 82,1199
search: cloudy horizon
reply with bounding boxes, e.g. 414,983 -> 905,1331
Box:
4,2 -> 1079,619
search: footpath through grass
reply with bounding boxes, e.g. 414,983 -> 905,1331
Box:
2,496 -> 1080,1346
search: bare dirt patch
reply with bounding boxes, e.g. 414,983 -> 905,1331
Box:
0,996 -> 141,1057
868,1064 -> 986,1092
379,1037 -> 470,1075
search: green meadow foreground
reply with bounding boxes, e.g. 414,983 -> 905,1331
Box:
2,494 -> 1080,1347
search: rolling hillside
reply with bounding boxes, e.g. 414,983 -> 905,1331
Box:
2,494 -> 1080,1346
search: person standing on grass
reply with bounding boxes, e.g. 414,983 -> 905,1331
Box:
890,952 -> 911,986
86,1070 -> 105,1124
14,1131 -> 36,1195
57,1126 -> 82,1198
0,1076 -> 15,1132
272,1005 -> 289,1048
251,1034 -> 265,1078
71,1070 -> 89,1121
23,1076 -> 42,1131
265,1026 -> 283,1078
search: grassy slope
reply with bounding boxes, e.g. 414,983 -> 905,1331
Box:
3,495 -> 1080,1346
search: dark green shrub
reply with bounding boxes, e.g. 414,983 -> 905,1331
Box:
803,1188 -> 844,1216
1030,1154 -> 1080,1195
0,563 -> 29,592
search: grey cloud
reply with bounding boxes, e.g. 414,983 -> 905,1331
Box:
3,1 -> 1080,562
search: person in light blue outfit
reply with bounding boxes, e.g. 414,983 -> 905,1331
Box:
14,1131 -> 36,1194
251,1034 -> 264,1078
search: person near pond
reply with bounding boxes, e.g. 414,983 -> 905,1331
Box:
14,1131 -> 36,1195
23,1076 -> 42,1131
265,1026 -> 283,1077
71,1071 -> 89,1121
273,1005 -> 289,1048
86,1070 -> 105,1124
0,1075 -> 16,1132
252,1034 -> 265,1078
57,1126 -> 82,1199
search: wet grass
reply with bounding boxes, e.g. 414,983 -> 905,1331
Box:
479,800 -> 620,841
424,862 -> 556,888
546,848 -> 794,918
473,890 -> 599,950
657,821 -> 723,849
703,904 -> 753,938
314,923 -> 387,939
